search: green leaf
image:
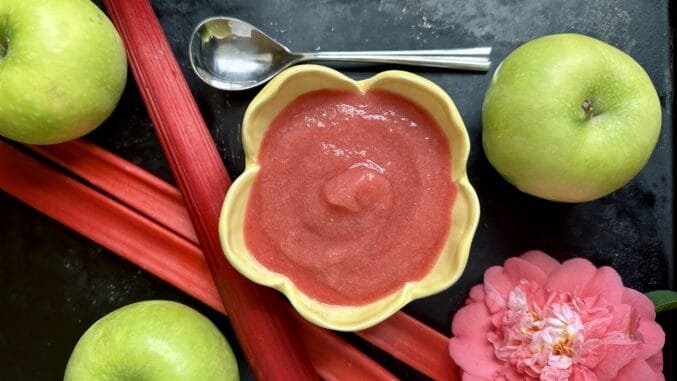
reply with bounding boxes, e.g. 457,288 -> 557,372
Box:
646,290 -> 677,312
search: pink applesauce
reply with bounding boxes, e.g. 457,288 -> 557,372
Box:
244,90 -> 456,306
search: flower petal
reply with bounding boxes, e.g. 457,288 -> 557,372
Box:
503,367 -> 528,381
468,284 -> 485,303
503,257 -> 548,286
622,287 -> 656,320
593,337 -> 641,380
569,364 -> 598,381
519,250 -> 561,275
646,351 -> 664,375
462,372 -> 489,381
614,358 -> 664,381
451,302 -> 492,338
582,266 -> 623,303
578,339 -> 606,369
449,336 -> 502,379
636,320 -> 665,360
607,303 -> 633,333
483,266 -> 514,313
449,303 -> 503,379
545,258 -> 596,296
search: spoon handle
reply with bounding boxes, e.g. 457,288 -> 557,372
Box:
298,51 -> 491,71
307,47 -> 491,57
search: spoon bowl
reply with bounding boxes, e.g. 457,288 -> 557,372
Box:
190,17 -> 491,91
190,17 -> 299,90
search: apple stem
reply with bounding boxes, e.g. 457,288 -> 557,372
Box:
581,99 -> 594,120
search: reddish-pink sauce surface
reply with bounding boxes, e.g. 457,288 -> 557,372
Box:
244,90 -> 456,306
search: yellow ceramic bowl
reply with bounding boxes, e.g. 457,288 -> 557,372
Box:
219,65 -> 480,331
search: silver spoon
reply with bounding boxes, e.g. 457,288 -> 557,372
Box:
189,17 -> 492,91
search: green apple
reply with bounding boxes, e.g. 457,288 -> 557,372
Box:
482,34 -> 661,202
0,0 -> 127,144
64,300 -> 239,381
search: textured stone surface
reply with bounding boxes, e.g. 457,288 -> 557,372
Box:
0,0 -> 673,379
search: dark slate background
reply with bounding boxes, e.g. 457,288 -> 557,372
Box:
0,0 -> 673,379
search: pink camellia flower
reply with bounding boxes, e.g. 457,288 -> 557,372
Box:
449,250 -> 665,381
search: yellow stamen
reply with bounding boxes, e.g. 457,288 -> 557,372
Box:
552,339 -> 572,356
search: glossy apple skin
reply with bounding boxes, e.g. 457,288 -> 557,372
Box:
0,0 -> 127,144
482,34 -> 661,202
64,301 -> 239,381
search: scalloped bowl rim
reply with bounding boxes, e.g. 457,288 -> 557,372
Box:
219,64 -> 480,331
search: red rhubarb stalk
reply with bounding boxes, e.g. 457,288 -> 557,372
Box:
28,140 -> 197,243
102,0 -> 317,379
29,138 -> 459,380
1,142 -> 218,314
358,313 -> 459,380
296,315 -> 397,381
0,141 -> 396,381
